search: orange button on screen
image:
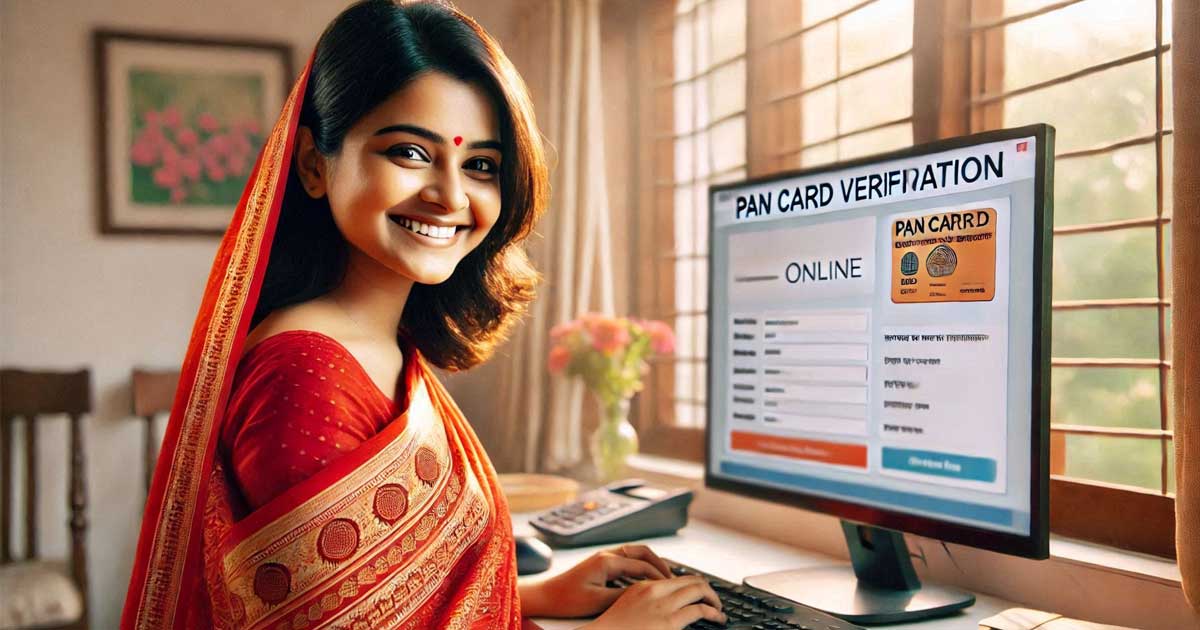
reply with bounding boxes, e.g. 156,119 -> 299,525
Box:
730,431 -> 867,468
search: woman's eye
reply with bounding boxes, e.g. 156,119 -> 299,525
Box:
386,145 -> 429,162
465,157 -> 498,175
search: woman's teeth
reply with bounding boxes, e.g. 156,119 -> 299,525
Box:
394,216 -> 457,239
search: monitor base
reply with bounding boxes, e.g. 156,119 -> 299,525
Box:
744,565 -> 975,625
744,520 -> 974,624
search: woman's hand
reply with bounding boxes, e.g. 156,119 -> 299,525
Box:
521,544 -> 699,619
582,575 -> 726,630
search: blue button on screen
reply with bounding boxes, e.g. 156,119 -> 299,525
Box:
882,448 -> 997,483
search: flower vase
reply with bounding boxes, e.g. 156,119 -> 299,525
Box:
588,397 -> 639,483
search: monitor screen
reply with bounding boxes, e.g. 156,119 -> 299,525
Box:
705,126 -> 1052,558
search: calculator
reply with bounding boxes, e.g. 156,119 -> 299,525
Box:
530,479 -> 693,547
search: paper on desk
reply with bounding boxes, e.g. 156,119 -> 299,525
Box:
978,607 -> 1135,630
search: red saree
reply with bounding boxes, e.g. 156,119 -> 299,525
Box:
120,56 -> 521,630
221,330 -> 415,510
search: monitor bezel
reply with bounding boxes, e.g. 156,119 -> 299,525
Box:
703,124 -> 1054,560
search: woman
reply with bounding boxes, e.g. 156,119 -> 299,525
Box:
121,2 -> 725,629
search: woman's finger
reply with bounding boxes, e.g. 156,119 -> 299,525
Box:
670,603 -> 727,628
642,574 -> 709,598
617,544 -> 672,579
601,554 -> 667,581
666,580 -> 722,611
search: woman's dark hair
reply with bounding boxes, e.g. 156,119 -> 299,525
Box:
252,0 -> 548,371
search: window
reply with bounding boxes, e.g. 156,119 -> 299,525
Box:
968,0 -> 1176,556
971,0 -> 1174,490
639,0 -> 916,457
758,0 -> 915,172
633,0 -> 1177,557
636,0 -> 748,454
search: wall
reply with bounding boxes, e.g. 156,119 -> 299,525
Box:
0,1 -> 515,627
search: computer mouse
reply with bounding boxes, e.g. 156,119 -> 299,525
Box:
514,535 -> 553,575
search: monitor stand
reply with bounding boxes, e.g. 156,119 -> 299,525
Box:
743,521 -> 975,624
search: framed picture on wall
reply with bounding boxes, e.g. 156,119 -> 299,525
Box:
93,30 -> 293,236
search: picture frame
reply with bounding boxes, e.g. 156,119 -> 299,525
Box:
93,30 -> 294,236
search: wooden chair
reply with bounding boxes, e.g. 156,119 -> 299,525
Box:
0,368 -> 90,630
131,368 -> 179,495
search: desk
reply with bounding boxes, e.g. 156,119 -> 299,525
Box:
514,513 -> 1018,629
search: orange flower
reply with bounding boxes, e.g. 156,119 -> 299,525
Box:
590,318 -> 630,355
547,345 -> 571,373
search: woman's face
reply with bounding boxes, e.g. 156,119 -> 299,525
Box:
304,71 -> 503,285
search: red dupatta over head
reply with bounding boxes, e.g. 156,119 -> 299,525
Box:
121,54 -> 520,630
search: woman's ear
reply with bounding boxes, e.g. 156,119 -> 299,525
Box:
294,126 -> 328,199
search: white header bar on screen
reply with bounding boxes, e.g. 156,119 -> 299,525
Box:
712,137 -> 1037,228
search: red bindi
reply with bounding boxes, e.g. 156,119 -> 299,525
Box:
453,136 -> 463,146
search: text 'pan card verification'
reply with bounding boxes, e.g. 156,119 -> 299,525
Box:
892,207 -> 997,303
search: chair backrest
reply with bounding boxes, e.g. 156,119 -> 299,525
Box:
0,368 -> 91,623
131,368 -> 179,494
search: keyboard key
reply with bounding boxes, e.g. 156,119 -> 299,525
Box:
764,599 -> 794,613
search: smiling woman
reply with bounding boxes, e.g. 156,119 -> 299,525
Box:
252,4 -> 545,373
120,2 -> 725,630
293,72 -> 506,300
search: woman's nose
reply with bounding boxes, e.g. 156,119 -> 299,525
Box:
419,164 -> 469,213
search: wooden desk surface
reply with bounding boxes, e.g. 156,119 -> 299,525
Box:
514,513 -> 1019,629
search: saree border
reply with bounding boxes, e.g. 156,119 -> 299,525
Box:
320,460 -> 491,630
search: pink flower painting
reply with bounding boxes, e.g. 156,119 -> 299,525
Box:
127,68 -> 266,207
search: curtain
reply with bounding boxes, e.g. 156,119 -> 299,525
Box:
488,0 -> 617,474
1174,0 -> 1199,613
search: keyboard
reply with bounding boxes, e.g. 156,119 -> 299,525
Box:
611,559 -> 865,630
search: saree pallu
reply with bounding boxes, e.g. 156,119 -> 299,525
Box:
121,54 -> 522,630
203,360 -> 519,630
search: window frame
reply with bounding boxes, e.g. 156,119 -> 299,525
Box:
631,0 -> 1178,559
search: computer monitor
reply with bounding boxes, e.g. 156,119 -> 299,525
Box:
705,125 -> 1054,624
